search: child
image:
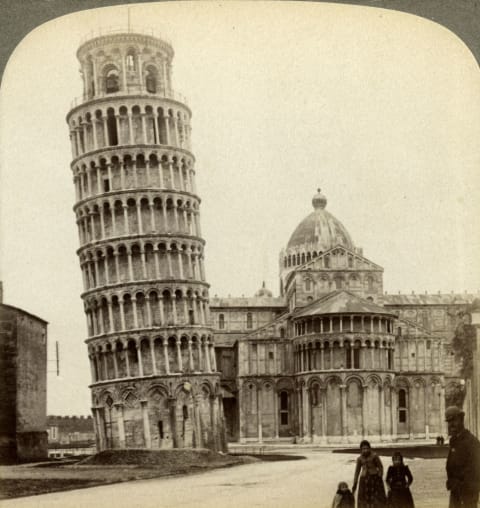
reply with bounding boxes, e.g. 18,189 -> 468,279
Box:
386,451 -> 414,508
332,481 -> 355,508
352,440 -> 387,508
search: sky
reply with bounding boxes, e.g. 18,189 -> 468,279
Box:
1,1 -> 480,415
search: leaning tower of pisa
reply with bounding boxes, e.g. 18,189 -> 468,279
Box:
66,30 -> 225,452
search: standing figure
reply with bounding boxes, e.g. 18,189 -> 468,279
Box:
352,440 -> 387,508
386,451 -> 414,508
332,481 -> 355,508
445,406 -> 480,508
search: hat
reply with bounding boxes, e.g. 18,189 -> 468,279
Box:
445,406 -> 464,420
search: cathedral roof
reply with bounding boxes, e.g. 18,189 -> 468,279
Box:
210,296 -> 285,308
383,293 -> 478,306
294,290 -> 396,318
287,189 -> 354,251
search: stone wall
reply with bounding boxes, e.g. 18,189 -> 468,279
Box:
16,314 -> 47,433
0,304 -> 47,462
0,306 -> 17,462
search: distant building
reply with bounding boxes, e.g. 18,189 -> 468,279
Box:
462,301 -> 480,439
0,296 -> 48,462
47,415 -> 96,444
47,415 -> 96,458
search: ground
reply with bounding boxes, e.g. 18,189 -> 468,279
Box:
0,449 -> 254,500
0,448 -> 455,508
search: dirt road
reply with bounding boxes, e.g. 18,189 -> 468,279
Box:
0,451 -> 449,508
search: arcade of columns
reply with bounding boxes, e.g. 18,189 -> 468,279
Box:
236,312 -> 445,443
88,333 -> 217,382
69,104 -> 192,159
68,32 -> 225,451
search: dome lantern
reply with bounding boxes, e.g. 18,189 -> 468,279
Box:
312,188 -> 327,210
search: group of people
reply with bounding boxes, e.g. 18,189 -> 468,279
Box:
332,444 -> 413,508
331,406 -> 480,508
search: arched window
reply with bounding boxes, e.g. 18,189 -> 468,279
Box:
345,342 -> 352,369
311,384 -> 320,406
353,343 -> 360,369
280,327 -> 285,338
280,391 -> 289,425
106,108 -> 118,146
388,349 -> 393,369
219,313 -> 225,330
335,277 -> 342,289
348,256 -> 353,268
305,279 -> 311,291
398,389 -> 407,423
246,312 -> 253,329
105,69 -> 120,93
324,256 -> 330,268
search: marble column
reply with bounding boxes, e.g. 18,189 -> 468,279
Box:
115,403 -> 126,447
141,400 -> 152,448
257,385 -> 263,443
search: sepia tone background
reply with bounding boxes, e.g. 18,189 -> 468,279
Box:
0,0 -> 479,421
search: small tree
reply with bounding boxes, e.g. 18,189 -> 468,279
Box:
451,311 -> 476,380
446,382 -> 466,408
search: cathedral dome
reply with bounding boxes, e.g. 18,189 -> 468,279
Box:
255,281 -> 273,298
287,189 -> 354,251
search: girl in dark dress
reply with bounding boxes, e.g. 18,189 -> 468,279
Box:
386,452 -> 414,508
332,481 -> 355,508
352,440 -> 387,508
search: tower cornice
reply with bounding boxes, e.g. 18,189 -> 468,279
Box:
77,32 -> 174,60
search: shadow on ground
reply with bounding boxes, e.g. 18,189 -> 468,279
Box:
332,445 -> 449,459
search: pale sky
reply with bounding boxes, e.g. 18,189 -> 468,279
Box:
1,1 -> 480,415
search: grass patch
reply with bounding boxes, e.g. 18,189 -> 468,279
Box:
0,478 -> 101,499
0,449 -> 256,500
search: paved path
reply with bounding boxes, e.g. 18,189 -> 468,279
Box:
0,451 -> 449,508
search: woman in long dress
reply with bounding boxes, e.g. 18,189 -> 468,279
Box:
386,451 -> 414,508
352,440 -> 387,508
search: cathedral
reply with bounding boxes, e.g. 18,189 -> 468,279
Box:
67,30 -> 473,451
211,188 -> 473,444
